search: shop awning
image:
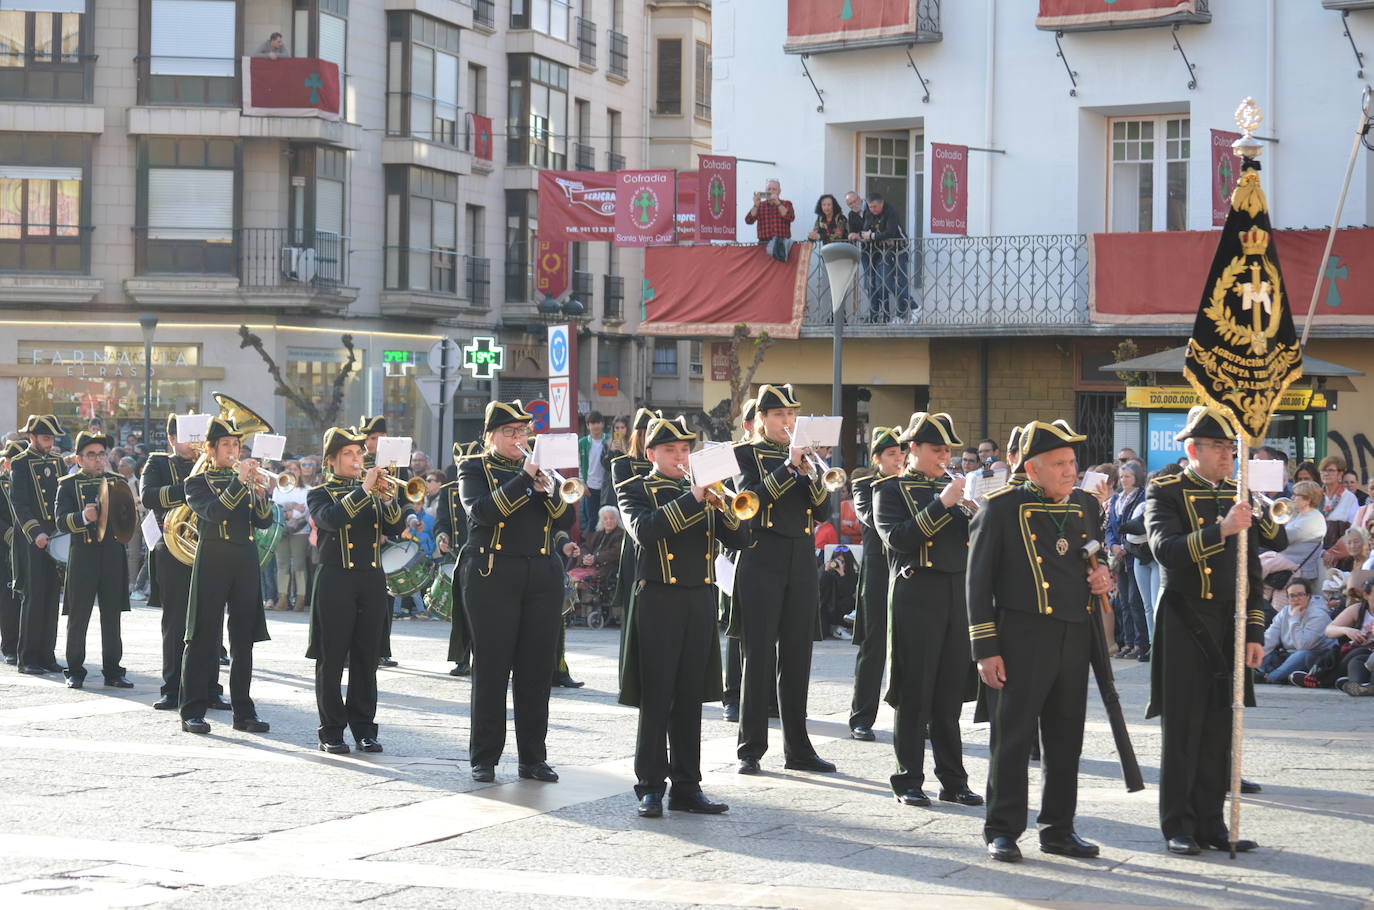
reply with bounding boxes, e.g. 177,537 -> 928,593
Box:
1100,346 -> 1364,377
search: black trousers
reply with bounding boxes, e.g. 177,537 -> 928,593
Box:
635,582 -> 715,796
1158,600 -> 1234,842
155,543 -> 223,702
890,570 -> 970,794
984,609 -> 1091,843
314,565 -> 387,742
180,540 -> 261,722
18,541 -> 61,668
849,559 -> 889,731
0,558 -> 18,658
722,633 -> 741,707
736,532 -> 818,762
461,551 -> 562,767
63,541 -> 126,681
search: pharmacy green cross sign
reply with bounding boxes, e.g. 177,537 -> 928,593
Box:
462,335 -> 506,379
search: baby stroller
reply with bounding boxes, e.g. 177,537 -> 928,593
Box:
566,554 -> 617,630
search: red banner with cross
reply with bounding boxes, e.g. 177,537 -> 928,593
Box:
470,114 -> 493,161
615,170 -> 677,247
696,155 -> 736,241
929,143 -> 968,235
241,57 -> 340,120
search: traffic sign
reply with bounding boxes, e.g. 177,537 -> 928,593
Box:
548,324 -> 570,378
548,377 -> 571,429
412,374 -> 460,412
527,399 -> 551,432
427,337 -> 462,373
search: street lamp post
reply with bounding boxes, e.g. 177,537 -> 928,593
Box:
820,242 -> 862,542
138,315 -> 159,451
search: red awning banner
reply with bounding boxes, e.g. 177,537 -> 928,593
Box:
1210,130 -> 1242,227
642,243 -> 812,339
537,170 -> 617,242
535,237 -> 569,299
1089,228 -> 1374,326
1035,0 -> 1197,30
615,170 -> 677,246
697,155 -> 737,241
929,143 -> 968,235
470,114 -> 493,161
677,172 -> 697,243
241,57 -> 340,120
785,0 -> 919,52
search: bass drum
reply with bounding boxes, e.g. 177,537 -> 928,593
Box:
424,562 -> 456,621
48,533 -> 71,583
381,540 -> 435,597
254,504 -> 284,570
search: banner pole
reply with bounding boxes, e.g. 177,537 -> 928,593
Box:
1229,431 -> 1251,860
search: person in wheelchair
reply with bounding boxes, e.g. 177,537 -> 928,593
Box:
567,506 -> 625,623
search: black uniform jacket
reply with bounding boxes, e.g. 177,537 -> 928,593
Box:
308,474 -> 406,570
873,470 -> 970,577
610,454 -> 651,492
459,452 -> 575,558
55,471 -> 128,544
967,481 -> 1103,661
737,438 -> 831,538
9,445 -> 62,544
140,452 -> 196,528
849,473 -> 889,645
1,472 -> 14,553
185,467 -> 276,544
433,480 -> 468,556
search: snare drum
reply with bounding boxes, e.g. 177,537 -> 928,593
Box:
381,540 -> 435,596
47,533 -> 71,582
424,562 -> 457,621
255,504 -> 285,570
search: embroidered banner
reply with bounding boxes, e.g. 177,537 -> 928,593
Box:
1210,129 -> 1242,227
929,143 -> 968,235
241,57 -> 341,120
696,155 -> 737,240
535,237 -> 570,299
615,170 -> 676,247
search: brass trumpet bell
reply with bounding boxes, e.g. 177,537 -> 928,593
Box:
556,476 -> 588,504
1253,493 -> 1294,525
379,473 -> 427,502
820,467 -> 847,492
712,484 -> 759,521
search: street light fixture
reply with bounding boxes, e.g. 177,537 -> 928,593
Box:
138,314 -> 159,453
820,242 -> 861,540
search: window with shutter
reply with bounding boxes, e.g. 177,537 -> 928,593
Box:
0,0 -> 84,13
695,41 -> 710,120
656,38 -> 680,115
147,168 -> 233,241
149,0 -> 234,76
315,178 -> 343,236
319,12 -> 346,68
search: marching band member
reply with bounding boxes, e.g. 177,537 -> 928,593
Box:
11,415 -> 67,676
142,415 -> 229,712
307,427 -> 405,754
968,419 -> 1111,863
1144,406 -> 1265,855
610,407 -> 659,633
436,440 -> 478,676
360,415 -> 404,668
846,426 -> 902,741
179,416 -> 275,735
619,416 -> 748,818
459,401 -> 573,783
54,431 -> 132,689
735,384 -> 834,775
0,440 -> 22,665
874,413 -> 981,808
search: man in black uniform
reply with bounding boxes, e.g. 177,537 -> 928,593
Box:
308,426 -> 406,754
610,407 -> 659,634
360,415 -> 405,667
179,416 -> 275,735
620,416 -> 748,818
436,440 -> 478,676
968,419 -> 1113,862
54,431 -> 133,688
1144,405 -> 1265,856
11,414 -> 67,675
735,383 -> 835,774
847,425 -> 902,741
0,440 -> 22,665
142,416 -> 230,711
875,413 -> 981,808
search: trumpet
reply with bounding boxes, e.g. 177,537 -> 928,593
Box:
231,458 -> 295,493
1250,491 -> 1294,525
376,470 -> 426,503
939,463 -> 978,517
678,465 -> 760,521
517,446 -> 587,504
783,426 -> 846,491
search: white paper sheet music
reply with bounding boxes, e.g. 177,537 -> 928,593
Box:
141,510 -> 163,550
251,433 -> 286,463
375,436 -> 412,470
178,413 -> 211,443
791,416 -> 843,449
713,553 -> 736,595
1080,470 -> 1109,497
1248,459 -> 1285,493
531,432 -> 579,470
689,442 -> 742,487
969,470 -> 1007,501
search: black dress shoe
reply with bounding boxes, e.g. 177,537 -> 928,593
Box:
152,696 -> 177,711
357,738 -> 383,753
939,787 -> 985,807
103,676 -> 133,689
518,761 -> 559,782
896,788 -> 931,807
850,725 -> 876,741
987,836 -> 1022,862
1136,648 -> 1151,662
1167,835 -> 1201,855
1040,832 -> 1100,858
319,740 -> 350,754
554,673 -> 584,688
471,765 -> 495,782
232,716 -> 270,733
723,703 -> 739,723
1240,778 -> 1262,794
783,754 -> 836,773
181,717 -> 211,734
449,662 -> 470,677
2,653 -> 16,665
637,793 -> 663,818
378,657 -> 398,668
1202,837 -> 1258,852
737,757 -> 760,775
17,665 -> 48,675
207,697 -> 233,711
667,791 -> 729,814
65,676 -> 83,689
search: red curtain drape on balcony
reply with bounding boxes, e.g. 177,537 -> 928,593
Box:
241,57 -> 340,120
784,0 -> 919,51
642,242 -> 811,339
1035,0 -> 1196,30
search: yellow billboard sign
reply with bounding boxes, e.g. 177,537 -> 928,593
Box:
1124,386 -> 1326,411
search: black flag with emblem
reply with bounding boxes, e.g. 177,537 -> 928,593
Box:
1183,102 -> 1302,441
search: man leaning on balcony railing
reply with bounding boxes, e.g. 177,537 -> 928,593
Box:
745,177 -> 795,262
853,194 -> 915,325
253,32 -> 291,60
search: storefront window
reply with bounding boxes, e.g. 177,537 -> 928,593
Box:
284,345 -> 366,455
380,348 -> 424,453
16,341 -> 201,449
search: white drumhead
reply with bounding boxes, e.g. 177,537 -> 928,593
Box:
48,534 -> 71,564
380,540 -> 417,571
441,562 -> 456,582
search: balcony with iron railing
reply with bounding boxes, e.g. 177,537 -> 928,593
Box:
603,274 -> 624,322
465,255 -> 491,308
572,269 -> 594,303
574,141 -> 596,170
608,30 -> 628,78
607,151 -> 625,171
576,17 -> 597,68
472,0 -> 495,28
799,234 -> 1090,337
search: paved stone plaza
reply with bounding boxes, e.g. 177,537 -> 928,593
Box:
0,604 -> 1370,909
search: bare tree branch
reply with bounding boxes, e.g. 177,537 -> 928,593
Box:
723,322 -> 773,434
237,325 -> 356,439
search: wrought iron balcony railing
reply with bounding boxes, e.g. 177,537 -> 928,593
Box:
607,151 -> 625,171
801,234 -> 1089,334
473,0 -> 495,28
603,274 -> 624,320
574,141 -> 596,170
608,30 -> 628,78
134,227 -> 349,291
576,17 -> 597,67
572,269 -> 594,302
465,255 -> 490,307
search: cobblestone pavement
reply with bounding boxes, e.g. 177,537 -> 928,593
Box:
1,603 -> 1370,909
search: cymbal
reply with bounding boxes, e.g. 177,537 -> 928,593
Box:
105,480 -> 139,545
96,478 -> 110,542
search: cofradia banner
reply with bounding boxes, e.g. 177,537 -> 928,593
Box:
615,170 -> 676,247
241,57 -> 340,120
537,170 -> 617,241
929,143 -> 968,235
1211,129 -> 1242,227
696,155 -> 736,240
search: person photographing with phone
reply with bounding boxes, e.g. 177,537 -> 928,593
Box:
744,178 -> 795,249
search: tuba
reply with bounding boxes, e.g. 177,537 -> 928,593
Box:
163,393 -> 274,566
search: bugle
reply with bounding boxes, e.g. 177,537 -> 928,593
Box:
377,471 -> 426,503
517,446 -> 586,504
782,426 -> 846,491
1251,491 -> 1294,525
679,465 -> 759,520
